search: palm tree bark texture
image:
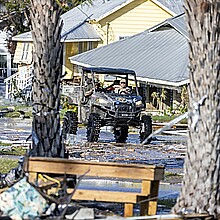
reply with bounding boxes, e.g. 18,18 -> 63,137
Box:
29,0 -> 64,157
173,0 -> 220,217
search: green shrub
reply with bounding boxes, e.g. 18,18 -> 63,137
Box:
152,115 -> 187,124
0,158 -> 18,174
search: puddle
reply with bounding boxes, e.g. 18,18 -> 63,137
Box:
0,118 -> 186,214
0,118 -> 31,142
76,179 -> 181,214
78,179 -> 181,197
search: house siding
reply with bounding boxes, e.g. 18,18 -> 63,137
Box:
9,0 -> 175,97
96,0 -> 172,45
12,0 -> 173,76
64,42 -> 78,79
64,41 -> 99,79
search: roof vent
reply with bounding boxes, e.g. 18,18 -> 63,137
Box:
102,0 -> 110,3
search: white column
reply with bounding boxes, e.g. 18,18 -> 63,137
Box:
5,81 -> 9,99
62,43 -> 66,75
7,52 -> 11,77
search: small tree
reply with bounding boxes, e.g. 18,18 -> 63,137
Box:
160,88 -> 167,110
0,0 -> 30,34
180,85 -> 189,113
151,91 -> 158,107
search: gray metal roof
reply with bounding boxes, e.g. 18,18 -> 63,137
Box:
12,32 -> 32,41
13,21 -> 100,42
61,22 -> 100,41
13,0 -> 132,42
60,0 -> 135,41
70,14 -> 189,85
13,0 -> 184,42
155,0 -> 184,15
149,13 -> 188,39
62,0 -> 184,34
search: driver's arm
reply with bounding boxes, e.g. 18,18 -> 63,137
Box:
85,84 -> 94,97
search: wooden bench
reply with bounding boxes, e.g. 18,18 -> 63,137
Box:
25,157 -> 164,217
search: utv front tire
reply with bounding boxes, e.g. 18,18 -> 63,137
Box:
87,113 -> 101,142
63,111 -> 78,137
114,126 -> 128,143
139,115 -> 152,144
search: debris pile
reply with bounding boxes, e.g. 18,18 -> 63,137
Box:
0,160 -> 122,219
0,157 -> 24,189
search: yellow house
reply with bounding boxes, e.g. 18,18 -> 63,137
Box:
6,0 -> 183,99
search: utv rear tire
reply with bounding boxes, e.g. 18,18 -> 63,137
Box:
63,111 -> 78,137
114,126 -> 128,143
140,115 -> 152,144
87,113 -> 101,142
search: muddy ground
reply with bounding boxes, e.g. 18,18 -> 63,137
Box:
0,118 -> 187,215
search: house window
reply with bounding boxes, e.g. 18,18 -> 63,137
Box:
87,41 -> 93,50
21,43 -> 30,61
78,42 -> 83,54
79,42 -> 92,54
0,55 -> 7,78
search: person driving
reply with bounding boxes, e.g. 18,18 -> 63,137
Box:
118,79 -> 131,94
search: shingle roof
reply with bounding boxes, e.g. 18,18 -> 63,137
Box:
70,14 -> 189,86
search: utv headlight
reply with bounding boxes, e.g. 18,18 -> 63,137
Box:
116,97 -> 127,103
136,100 -> 143,107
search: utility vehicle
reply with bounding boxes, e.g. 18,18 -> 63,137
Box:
62,67 -> 152,143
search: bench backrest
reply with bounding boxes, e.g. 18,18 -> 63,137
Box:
25,157 -> 164,181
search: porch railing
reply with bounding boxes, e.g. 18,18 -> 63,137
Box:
4,66 -> 33,100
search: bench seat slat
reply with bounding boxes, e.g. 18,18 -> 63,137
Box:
69,189 -> 148,203
27,157 -> 164,181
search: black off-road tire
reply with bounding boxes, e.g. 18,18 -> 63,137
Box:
113,126 -> 129,143
87,113 -> 101,142
63,111 -> 78,138
139,115 -> 152,144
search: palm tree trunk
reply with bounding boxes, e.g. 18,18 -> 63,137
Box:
173,0 -> 220,216
29,0 -> 64,157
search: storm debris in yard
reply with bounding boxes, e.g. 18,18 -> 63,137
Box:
0,177 -> 48,220
65,207 -> 94,220
0,157 -> 24,189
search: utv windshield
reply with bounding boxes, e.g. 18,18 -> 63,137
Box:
82,67 -> 139,96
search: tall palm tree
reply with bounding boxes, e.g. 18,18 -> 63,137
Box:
173,0 -> 220,217
29,0 -> 91,157
29,0 -> 64,157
